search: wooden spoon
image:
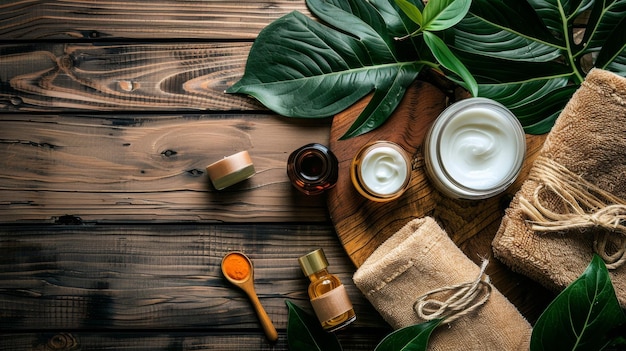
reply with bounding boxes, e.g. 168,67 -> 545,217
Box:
221,252 -> 278,342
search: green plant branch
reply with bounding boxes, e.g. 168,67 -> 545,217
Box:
557,2 -> 585,83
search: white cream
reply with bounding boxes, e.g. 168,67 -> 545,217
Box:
351,141 -> 411,202
360,146 -> 408,195
424,98 -> 525,199
440,107 -> 517,190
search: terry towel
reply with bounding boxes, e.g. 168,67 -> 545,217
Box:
354,217 -> 531,350
493,68 -> 626,307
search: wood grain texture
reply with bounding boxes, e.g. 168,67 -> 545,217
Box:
0,114 -> 331,223
0,3 -> 389,348
327,81 -> 447,266
327,81 -> 554,322
0,43 -> 259,112
0,0 -> 310,40
0,331 -> 389,351
0,224 -> 387,331
0,1 -> 568,349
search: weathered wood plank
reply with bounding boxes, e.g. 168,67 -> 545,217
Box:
0,0 -> 310,40
0,43 -> 260,112
0,114 -> 331,223
0,330 -> 389,351
0,224 -> 387,331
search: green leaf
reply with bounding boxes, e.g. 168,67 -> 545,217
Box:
228,0 -> 626,138
530,255 -> 626,351
451,0 -> 626,133
394,0 -> 423,26
395,0 -> 470,39
422,0 -> 472,31
423,31 -> 477,96
477,80 -> 578,133
573,0 -> 624,56
374,319 -> 442,351
340,63 -> 420,139
370,0 -> 424,36
306,0 -> 398,59
285,300 -> 343,351
226,2 -> 421,139
368,0 -> 429,61
452,15 -> 561,62
595,15 -> 626,69
467,0 -> 564,47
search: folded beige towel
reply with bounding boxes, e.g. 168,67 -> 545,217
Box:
493,68 -> 626,307
353,217 -> 531,351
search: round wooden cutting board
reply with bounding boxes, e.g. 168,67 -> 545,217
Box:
326,79 -> 552,320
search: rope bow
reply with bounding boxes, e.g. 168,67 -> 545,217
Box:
520,157 -> 626,269
413,259 -> 492,323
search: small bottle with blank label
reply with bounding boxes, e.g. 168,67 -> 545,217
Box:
298,248 -> 356,332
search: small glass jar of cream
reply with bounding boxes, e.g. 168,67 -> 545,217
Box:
350,141 -> 412,202
287,143 -> 339,195
424,97 -> 526,200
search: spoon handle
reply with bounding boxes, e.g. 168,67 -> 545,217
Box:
247,290 -> 278,342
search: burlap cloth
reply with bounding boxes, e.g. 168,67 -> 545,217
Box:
493,68 -> 626,307
353,217 -> 531,350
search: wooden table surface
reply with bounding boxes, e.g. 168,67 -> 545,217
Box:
0,2 -> 553,350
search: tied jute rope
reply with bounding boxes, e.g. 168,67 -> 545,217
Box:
413,259 -> 492,323
519,156 -> 626,269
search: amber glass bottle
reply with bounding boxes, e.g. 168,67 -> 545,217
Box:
298,248 -> 356,332
287,143 -> 338,195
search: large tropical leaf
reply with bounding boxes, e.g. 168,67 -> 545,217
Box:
451,0 -> 626,133
226,0 -> 422,139
530,255 -> 626,351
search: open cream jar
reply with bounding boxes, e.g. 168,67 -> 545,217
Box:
350,141 -> 411,202
424,98 -> 525,199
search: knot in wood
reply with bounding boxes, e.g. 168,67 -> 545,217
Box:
58,55 -> 74,71
9,96 -> 22,106
161,149 -> 177,157
119,80 -> 136,92
47,333 -> 79,350
187,169 -> 204,176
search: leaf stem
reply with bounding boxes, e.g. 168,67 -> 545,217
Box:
558,2 -> 584,83
395,29 -> 422,41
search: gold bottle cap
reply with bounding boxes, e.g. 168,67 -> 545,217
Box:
298,248 -> 329,276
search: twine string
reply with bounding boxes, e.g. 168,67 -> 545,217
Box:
519,157 -> 626,269
413,259 -> 492,323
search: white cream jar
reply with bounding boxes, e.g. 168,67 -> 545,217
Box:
424,98 -> 525,199
351,141 -> 411,202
